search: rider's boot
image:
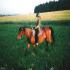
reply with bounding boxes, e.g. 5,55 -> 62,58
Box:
36,43 -> 39,46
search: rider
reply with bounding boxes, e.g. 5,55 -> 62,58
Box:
35,13 -> 41,46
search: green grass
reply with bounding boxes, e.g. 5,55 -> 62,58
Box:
0,21 -> 70,70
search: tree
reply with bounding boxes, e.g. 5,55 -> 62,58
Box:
34,0 -> 70,13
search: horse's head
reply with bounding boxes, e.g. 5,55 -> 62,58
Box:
17,27 -> 25,40
17,27 -> 33,40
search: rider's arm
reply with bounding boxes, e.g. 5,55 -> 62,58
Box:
35,25 -> 39,29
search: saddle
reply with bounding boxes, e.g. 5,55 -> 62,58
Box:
32,28 -> 42,36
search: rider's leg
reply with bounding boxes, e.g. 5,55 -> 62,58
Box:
35,28 -> 39,46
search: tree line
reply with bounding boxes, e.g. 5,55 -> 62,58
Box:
34,0 -> 70,13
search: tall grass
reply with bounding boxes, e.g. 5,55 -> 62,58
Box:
0,21 -> 70,70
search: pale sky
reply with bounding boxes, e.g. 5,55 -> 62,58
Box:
0,0 -> 58,15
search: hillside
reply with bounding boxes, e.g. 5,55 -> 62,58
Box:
0,10 -> 70,22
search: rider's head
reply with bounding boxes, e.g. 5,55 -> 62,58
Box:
33,27 -> 35,29
36,13 -> 41,20
36,13 -> 40,17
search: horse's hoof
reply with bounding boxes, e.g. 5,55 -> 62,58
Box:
33,44 -> 38,47
36,43 -> 39,46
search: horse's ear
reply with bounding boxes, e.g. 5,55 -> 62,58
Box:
19,27 -> 25,31
19,27 -> 21,31
19,27 -> 21,32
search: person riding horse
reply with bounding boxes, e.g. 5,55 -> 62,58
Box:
17,26 -> 53,48
17,13 -> 53,48
35,13 -> 41,46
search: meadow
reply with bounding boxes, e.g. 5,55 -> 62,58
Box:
0,10 -> 70,70
0,10 -> 70,22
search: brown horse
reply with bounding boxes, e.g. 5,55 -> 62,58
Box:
17,27 -> 53,48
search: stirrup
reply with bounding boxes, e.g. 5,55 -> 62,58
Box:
36,43 -> 39,46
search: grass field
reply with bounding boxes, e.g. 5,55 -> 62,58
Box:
0,20 -> 70,70
0,10 -> 70,70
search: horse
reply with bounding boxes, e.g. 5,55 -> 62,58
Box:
17,27 -> 53,48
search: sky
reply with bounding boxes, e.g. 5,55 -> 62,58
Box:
0,0 -> 58,15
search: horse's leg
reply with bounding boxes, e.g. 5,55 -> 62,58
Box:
30,36 -> 36,47
44,29 -> 52,51
27,38 -> 30,48
27,43 -> 30,48
35,28 -> 39,46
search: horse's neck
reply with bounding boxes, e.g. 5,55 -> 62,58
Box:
25,29 -> 32,38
